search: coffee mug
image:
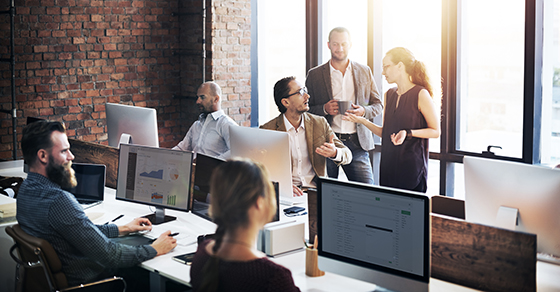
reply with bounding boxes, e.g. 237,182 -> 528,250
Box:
336,100 -> 351,115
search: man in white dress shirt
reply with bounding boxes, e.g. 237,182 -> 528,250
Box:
306,27 -> 382,184
173,81 -> 237,159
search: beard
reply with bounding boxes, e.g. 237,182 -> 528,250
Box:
46,156 -> 77,189
331,51 -> 348,62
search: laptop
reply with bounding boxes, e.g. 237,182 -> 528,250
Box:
63,163 -> 106,209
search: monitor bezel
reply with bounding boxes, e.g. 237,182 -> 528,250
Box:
115,143 -> 193,213
317,177 -> 431,284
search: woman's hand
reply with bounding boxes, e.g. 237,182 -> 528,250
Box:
390,130 -> 407,146
342,112 -> 366,124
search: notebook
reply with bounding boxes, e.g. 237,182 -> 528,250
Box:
63,163 -> 106,209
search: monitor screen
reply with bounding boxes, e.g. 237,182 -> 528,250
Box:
64,163 -> 106,203
464,156 -> 560,258
317,178 -> 430,292
106,103 -> 159,148
116,144 -> 192,223
192,153 -> 280,222
191,153 -> 226,220
230,126 -> 301,205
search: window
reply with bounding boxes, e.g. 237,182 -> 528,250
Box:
541,0 -> 560,166
456,0 -> 526,158
255,0 -> 306,125
320,0 -> 368,65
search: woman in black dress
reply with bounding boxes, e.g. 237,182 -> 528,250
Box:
344,47 -> 440,192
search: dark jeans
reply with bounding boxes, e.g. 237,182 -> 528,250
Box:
327,134 -> 374,185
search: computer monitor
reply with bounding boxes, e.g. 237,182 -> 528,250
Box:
230,126 -> 302,205
191,153 -> 280,222
317,178 -> 430,292
464,156 -> 560,258
106,103 -> 159,148
116,144 -> 193,224
63,163 -> 106,205
191,153 -> 225,221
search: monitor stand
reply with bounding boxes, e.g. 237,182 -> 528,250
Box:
143,206 -> 176,225
495,206 -> 518,230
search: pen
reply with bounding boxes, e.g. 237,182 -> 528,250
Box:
170,232 -> 179,237
103,214 -> 124,225
111,214 -> 124,222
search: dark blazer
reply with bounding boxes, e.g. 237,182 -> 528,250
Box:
306,60 -> 383,151
260,113 -> 352,178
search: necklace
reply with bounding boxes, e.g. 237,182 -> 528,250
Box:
222,239 -> 254,249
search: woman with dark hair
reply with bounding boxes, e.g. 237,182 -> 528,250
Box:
190,158 -> 300,292
344,47 -> 440,192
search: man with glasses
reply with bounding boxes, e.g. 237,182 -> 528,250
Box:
306,27 -> 382,184
261,76 -> 352,196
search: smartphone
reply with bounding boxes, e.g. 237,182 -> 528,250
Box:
283,206 -> 305,214
173,252 -> 196,265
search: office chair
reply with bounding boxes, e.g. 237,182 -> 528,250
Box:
6,224 -> 126,292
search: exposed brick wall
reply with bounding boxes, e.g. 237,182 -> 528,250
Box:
210,0 -> 251,127
0,0 -> 252,160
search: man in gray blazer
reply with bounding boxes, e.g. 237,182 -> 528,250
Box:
306,27 -> 382,184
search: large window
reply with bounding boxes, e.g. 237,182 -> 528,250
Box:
255,0 -> 306,125
320,0 -> 368,65
541,0 -> 560,166
457,0 -> 526,158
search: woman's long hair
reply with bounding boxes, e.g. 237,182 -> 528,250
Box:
386,47 -> 433,97
198,158 -> 275,292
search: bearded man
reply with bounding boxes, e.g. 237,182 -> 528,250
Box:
16,120 -> 176,290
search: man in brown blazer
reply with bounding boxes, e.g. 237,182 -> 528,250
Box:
261,76 -> 352,197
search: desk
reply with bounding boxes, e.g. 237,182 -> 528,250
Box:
2,160 -> 560,292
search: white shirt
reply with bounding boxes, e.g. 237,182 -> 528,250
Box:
330,61 -> 357,134
283,114 -> 316,187
172,110 -> 237,159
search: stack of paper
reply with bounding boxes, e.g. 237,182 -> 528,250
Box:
0,195 -> 16,218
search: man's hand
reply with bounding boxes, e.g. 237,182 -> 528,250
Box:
118,217 -> 152,236
315,134 -> 337,158
292,185 -> 304,197
151,231 -> 177,256
346,103 -> 365,117
324,100 -> 339,116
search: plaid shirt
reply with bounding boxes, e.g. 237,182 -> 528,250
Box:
16,172 -> 157,286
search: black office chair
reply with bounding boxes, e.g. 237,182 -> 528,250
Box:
6,224 -> 126,292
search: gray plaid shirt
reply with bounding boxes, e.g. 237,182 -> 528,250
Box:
16,172 -> 157,286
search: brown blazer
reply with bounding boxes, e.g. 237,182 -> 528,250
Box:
260,112 -> 352,178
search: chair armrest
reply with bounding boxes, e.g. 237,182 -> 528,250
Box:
61,276 -> 126,292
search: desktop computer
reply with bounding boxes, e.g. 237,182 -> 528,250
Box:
106,103 -> 159,148
464,156 -> 560,260
317,178 -> 430,292
230,126 -> 304,205
116,144 -> 193,224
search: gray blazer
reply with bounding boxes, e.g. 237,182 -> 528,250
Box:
306,61 -> 383,151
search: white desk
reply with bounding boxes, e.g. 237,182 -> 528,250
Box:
2,160 -> 560,292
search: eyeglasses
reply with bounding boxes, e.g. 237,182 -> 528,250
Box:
382,64 -> 394,72
283,87 -> 308,99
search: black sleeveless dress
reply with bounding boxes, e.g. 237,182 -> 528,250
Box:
380,85 -> 429,192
